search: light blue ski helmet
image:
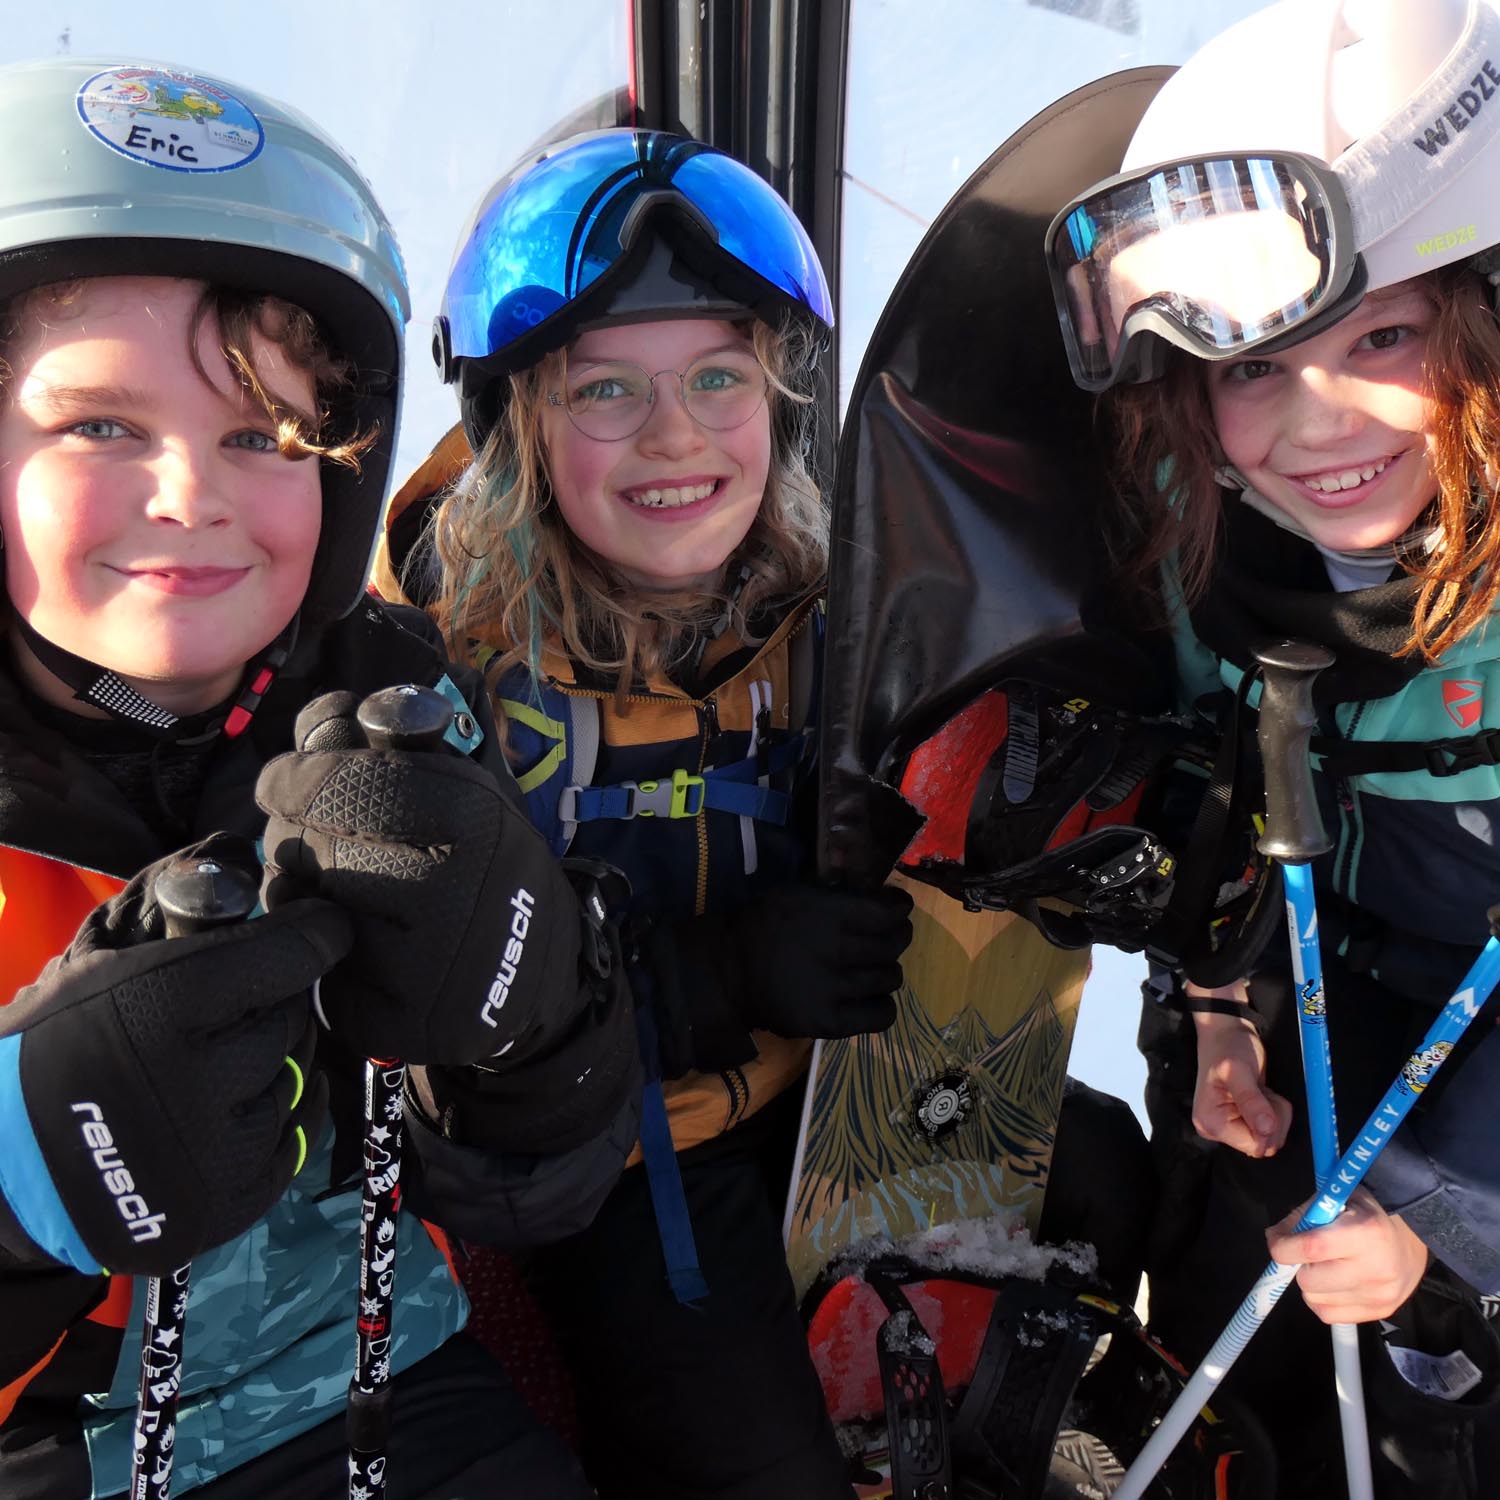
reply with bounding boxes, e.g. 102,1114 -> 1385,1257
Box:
0,58 -> 410,626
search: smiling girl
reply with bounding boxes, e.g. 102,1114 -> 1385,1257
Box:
1046,1 -> 1500,1494
382,129 -> 914,1497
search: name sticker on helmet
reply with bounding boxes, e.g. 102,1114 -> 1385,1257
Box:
76,67 -> 265,174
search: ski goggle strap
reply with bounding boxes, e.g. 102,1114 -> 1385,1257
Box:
1045,151 -> 1361,391
439,131 -> 832,369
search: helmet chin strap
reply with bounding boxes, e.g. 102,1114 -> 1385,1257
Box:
12,613 -> 298,740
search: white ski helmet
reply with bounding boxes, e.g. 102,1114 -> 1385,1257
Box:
1047,0 -> 1500,390
0,59 -> 409,626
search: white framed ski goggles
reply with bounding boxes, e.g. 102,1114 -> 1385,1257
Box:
1045,152 -> 1363,392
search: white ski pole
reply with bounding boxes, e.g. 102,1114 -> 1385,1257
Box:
1114,921 -> 1500,1500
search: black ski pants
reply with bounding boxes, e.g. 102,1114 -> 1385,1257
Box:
1,1333 -> 590,1499
525,1083 -> 852,1500
1141,958 -> 1500,1500
1038,1075 -> 1156,1305
193,1333 -> 592,1499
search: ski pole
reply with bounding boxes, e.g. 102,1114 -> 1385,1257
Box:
132,855 -> 258,1500
345,684 -> 454,1500
1114,911 -> 1500,1500
1253,641 -> 1372,1500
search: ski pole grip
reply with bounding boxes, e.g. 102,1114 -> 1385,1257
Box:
156,856 -> 258,939
1254,641 -> 1335,864
356,683 -> 453,753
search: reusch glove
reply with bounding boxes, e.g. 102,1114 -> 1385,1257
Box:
646,882 -> 914,1071
256,691 -> 587,1067
0,834 -> 346,1278
413,860 -> 642,1157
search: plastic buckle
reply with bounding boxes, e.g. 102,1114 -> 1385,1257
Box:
1425,729 -> 1500,777
626,769 -> 706,818
668,769 -> 706,817
1083,834 -> 1174,903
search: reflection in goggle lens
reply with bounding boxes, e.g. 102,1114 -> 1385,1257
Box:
1051,156 -> 1343,387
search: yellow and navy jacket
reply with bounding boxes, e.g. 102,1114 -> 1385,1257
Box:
0,600 -> 637,1496
377,429 -> 824,1161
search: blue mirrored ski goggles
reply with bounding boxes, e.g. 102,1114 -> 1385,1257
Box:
440,130 -> 832,368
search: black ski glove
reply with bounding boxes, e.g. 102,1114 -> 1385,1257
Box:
256,691 -> 586,1066
0,834 -> 346,1278
411,860 -> 642,1157
648,882 -> 914,1071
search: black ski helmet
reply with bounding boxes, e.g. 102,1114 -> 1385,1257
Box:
432,128 -> 833,453
0,59 -> 409,631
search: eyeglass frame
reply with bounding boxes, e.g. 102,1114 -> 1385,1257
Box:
546,350 -> 770,440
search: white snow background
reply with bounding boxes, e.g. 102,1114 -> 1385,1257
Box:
2,0 -> 1273,1124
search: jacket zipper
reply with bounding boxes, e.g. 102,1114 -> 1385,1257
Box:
694,698 -> 719,916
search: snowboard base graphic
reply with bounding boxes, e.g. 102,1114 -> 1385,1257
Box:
784,874 -> 1088,1307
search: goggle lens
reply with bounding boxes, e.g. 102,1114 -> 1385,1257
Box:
1048,155 -> 1346,389
443,132 -> 832,365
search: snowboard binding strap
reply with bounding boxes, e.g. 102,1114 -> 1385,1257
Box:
949,1279 -> 1102,1497
867,1267 -> 953,1500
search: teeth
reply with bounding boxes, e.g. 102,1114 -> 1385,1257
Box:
626,481 -> 717,509
1304,458 -> 1388,493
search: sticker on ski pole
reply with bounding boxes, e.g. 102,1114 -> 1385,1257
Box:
1298,976 -> 1326,1021
1400,1039 -> 1453,1096
76,68 -> 264,173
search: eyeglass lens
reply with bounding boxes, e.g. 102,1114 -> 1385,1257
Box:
560,350 -> 767,438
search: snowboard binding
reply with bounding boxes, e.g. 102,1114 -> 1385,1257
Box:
890,677 -> 1283,985
804,1251 -> 1275,1499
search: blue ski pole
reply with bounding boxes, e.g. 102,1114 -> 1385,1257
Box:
1253,641 -> 1372,1500
1115,912 -> 1500,1500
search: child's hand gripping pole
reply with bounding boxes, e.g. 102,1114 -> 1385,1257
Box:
133,855 -> 258,1500
1115,909 -> 1500,1500
1253,640 -> 1372,1500
344,684 -> 453,1500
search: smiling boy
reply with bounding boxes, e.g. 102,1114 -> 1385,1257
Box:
0,60 -> 635,1500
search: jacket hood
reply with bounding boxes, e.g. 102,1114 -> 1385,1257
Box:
371,422 -> 471,611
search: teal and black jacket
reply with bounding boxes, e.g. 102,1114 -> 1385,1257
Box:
1169,498 -> 1500,1289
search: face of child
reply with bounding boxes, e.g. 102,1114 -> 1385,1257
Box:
1206,281 -> 1439,553
539,318 -> 772,591
0,276 -> 322,717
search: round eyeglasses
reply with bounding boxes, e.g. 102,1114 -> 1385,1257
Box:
548,349 -> 768,440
